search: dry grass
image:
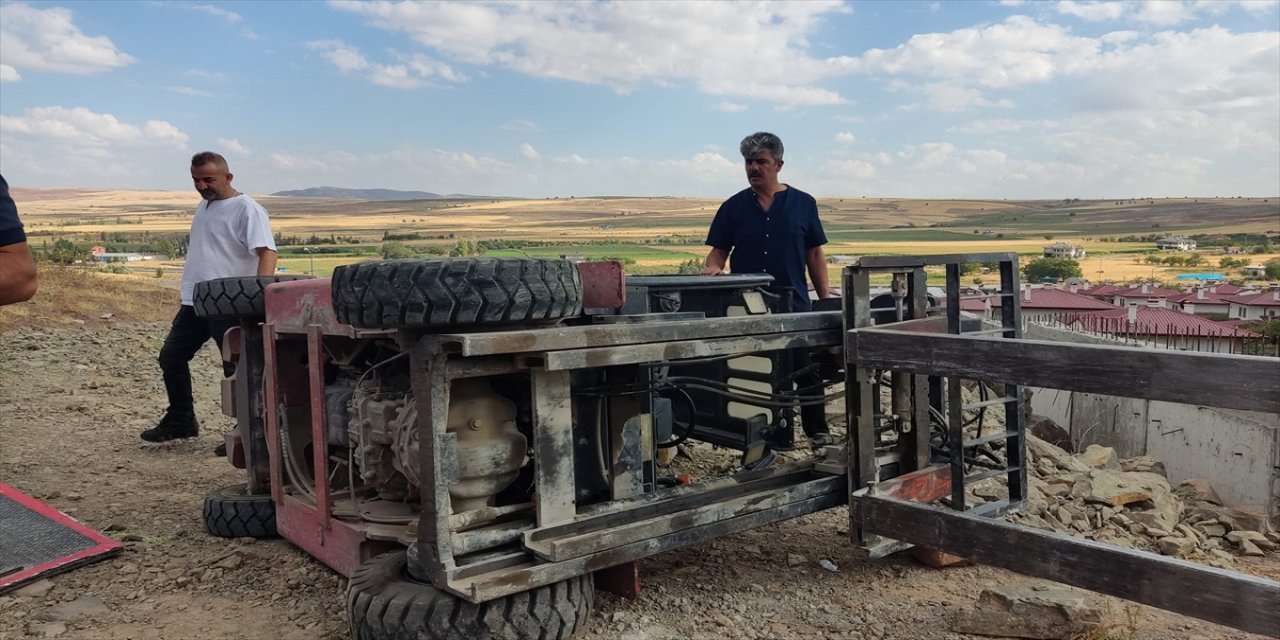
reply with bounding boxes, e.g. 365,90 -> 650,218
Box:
0,265 -> 178,330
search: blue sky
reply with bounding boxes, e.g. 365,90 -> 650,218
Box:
1,0 -> 1278,199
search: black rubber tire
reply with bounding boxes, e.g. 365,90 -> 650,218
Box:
331,258 -> 583,329
202,483 -> 278,538
193,275 -> 315,319
346,551 -> 594,640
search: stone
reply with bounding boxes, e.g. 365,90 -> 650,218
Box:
786,554 -> 807,567
1239,540 -> 1265,556
1027,416 -> 1072,452
1156,537 -> 1196,557
1041,483 -> 1071,498
951,584 -> 1101,639
1071,470 -> 1152,507
1193,522 -> 1228,538
14,580 -> 55,598
1226,530 -> 1275,550
1078,445 -> 1119,470
910,547 -> 971,569
1119,456 -> 1166,477
1175,479 -> 1222,505
214,555 -> 244,570
1228,508 -> 1271,534
26,621 -> 67,638
40,596 -> 108,622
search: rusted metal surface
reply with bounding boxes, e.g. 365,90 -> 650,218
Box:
542,329 -> 839,371
307,326 -> 332,524
856,494 -> 1280,637
410,340 -> 456,583
872,464 -> 952,503
262,323 -> 284,504
275,494 -> 393,578
531,369 -> 577,525
526,476 -> 843,562
594,562 -> 641,599
577,260 -> 626,309
434,311 -> 842,357
851,329 -> 1280,414
264,278 -> 356,336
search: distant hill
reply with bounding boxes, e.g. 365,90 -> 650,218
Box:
270,186 -> 450,201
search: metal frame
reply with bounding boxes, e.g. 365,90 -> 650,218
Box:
842,253 -> 1280,637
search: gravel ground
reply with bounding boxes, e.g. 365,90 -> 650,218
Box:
0,322 -> 1274,640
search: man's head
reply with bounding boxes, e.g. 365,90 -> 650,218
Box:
740,132 -> 784,191
191,151 -> 235,201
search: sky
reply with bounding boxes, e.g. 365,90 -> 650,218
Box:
1,0 -> 1278,200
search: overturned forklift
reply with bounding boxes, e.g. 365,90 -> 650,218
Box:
195,253 -> 1280,639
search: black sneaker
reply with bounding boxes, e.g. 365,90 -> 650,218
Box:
140,412 -> 199,442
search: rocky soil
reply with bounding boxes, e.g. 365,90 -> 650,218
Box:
1,321 -> 1276,640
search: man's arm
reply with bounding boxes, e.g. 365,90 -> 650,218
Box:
0,241 -> 38,305
806,245 -> 832,298
255,247 -> 278,276
703,247 -> 729,275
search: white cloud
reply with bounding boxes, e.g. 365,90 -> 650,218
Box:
824,159 -> 876,179
952,118 -> 1057,134
1056,1 -> 1126,22
184,69 -> 228,81
190,4 -> 242,23
329,0 -> 856,106
897,142 -> 957,169
999,0 -> 1026,5
556,154 -> 589,166
216,138 -> 251,156
500,119 -> 542,132
717,102 -> 748,113
520,143 -> 541,160
166,86 -> 214,97
307,39 -> 465,89
0,3 -> 135,75
0,106 -> 189,148
0,65 -> 20,82
1132,0 -> 1197,25
835,131 -> 856,144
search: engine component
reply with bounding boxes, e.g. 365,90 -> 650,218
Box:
442,378 -> 527,512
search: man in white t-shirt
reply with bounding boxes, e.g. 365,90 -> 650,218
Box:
141,151 -> 278,443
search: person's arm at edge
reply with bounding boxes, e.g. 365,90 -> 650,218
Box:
703,247 -> 729,275
255,247 -> 278,276
0,241 -> 38,305
806,245 -> 832,298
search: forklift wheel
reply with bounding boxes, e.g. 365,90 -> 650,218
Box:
330,257 -> 583,329
193,275 -> 315,319
347,550 -> 594,640
202,484 -> 278,538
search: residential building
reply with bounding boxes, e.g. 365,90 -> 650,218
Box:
1042,242 -> 1086,259
1242,265 -> 1268,278
1068,305 -> 1259,354
1107,282 -> 1183,309
1223,289 -> 1280,321
1166,288 -> 1232,317
1156,236 -> 1197,251
958,285 -> 1116,326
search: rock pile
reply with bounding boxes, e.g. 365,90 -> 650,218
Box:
993,434 -> 1278,567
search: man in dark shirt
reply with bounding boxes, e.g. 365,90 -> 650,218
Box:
0,174 -> 38,306
703,132 -> 833,446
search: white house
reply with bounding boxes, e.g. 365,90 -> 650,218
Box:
1224,289 -> 1280,321
1242,265 -> 1267,278
1156,237 -> 1197,251
1043,242 -> 1086,259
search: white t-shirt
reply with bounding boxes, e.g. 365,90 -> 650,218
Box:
180,194 -> 277,305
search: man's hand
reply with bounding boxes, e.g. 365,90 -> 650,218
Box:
703,247 -> 729,276
0,241 -> 37,305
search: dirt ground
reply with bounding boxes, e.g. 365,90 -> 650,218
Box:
1,317 -> 1276,640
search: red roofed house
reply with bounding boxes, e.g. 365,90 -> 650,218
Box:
963,285 -> 1117,327
1223,288 -> 1280,321
1166,287 -> 1232,317
1070,305 -> 1260,354
1107,282 -> 1184,309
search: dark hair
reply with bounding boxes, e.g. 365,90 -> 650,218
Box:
740,132 -> 784,162
191,151 -> 229,170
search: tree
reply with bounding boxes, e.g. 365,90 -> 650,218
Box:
1022,258 -> 1082,282
47,239 -> 89,265
1265,258 -> 1280,280
380,241 -> 415,259
1184,253 -> 1204,267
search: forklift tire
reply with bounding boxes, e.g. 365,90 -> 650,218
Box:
202,484 -> 278,538
346,550 -> 594,640
330,257 -> 583,329
193,275 -> 315,319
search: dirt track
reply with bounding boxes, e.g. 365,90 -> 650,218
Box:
0,321 -> 1274,640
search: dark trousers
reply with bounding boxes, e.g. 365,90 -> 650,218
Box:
158,306 -> 235,416
794,349 -> 828,437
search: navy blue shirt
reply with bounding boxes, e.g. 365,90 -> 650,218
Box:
706,185 -> 827,311
0,174 -> 25,248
